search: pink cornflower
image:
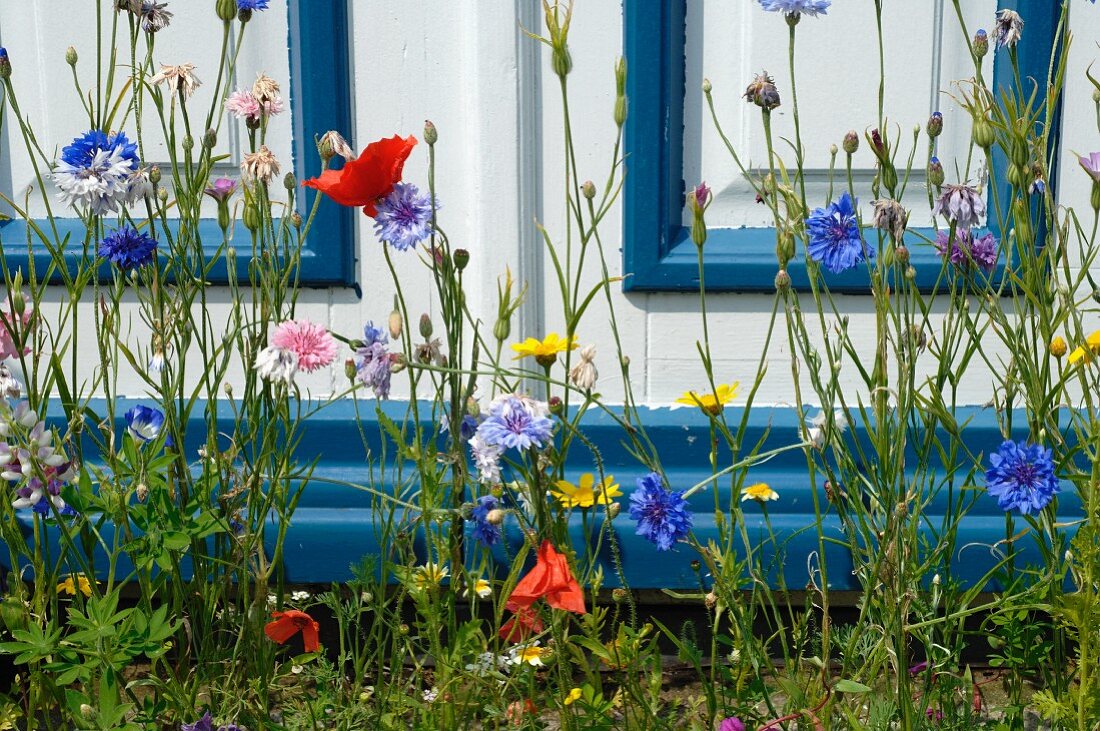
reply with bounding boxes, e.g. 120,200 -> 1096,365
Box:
270,320 -> 337,373
226,89 -> 284,123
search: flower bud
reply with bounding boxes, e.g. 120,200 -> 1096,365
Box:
1092,181 -> 1100,213
216,0 -> 237,21
182,134 -> 194,152
774,269 -> 791,291
486,509 -> 505,525
493,317 -> 510,342
611,588 -> 628,603
607,502 -> 620,519
842,130 -> 859,155
1050,336 -> 1067,358
136,483 -> 149,502
453,248 -> 470,271
424,120 -> 438,145
283,172 -> 296,191
894,245 -> 910,265
549,396 -> 564,416
290,211 -> 302,229
203,128 -> 218,150
65,46 -> 78,67
905,266 -> 917,281
972,115 -> 994,150
702,77 -> 712,94
927,112 -> 943,138
344,358 -> 357,382
388,306 -> 402,340
242,202 -> 260,231
927,157 -> 945,187
238,8 -> 253,23
776,228 -> 795,268
581,180 -> 596,200
973,29 -> 989,59
149,165 -> 162,185
11,271 -> 25,316
0,48 -> 11,80
830,144 -> 838,157
419,314 -> 433,339
157,186 -> 169,202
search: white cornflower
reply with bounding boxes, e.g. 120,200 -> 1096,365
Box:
255,346 -> 297,385
569,344 -> 598,390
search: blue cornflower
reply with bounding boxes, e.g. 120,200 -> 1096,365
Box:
442,412 -> 479,442
805,192 -> 873,274
985,440 -> 1059,515
362,321 -> 388,348
125,405 -> 165,443
98,226 -> 158,271
475,397 -> 553,451
757,0 -> 830,16
628,472 -> 692,551
236,0 -> 269,10
372,183 -> 437,252
53,130 -> 142,215
469,495 -> 501,547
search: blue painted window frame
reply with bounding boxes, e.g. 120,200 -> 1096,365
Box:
0,0 -> 356,287
622,0 -> 1062,293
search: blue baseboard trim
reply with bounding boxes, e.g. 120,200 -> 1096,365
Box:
5,399 -> 1075,589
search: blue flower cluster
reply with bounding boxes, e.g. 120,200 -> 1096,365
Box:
99,226 -> 158,271
469,495 -> 501,547
373,183 -> 438,252
628,472 -> 692,551
805,192 -> 874,274
985,440 -> 1059,515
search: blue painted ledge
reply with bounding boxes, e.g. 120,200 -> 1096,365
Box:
4,400 -> 1076,590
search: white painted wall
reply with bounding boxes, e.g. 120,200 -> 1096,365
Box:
1,2 -> 1098,408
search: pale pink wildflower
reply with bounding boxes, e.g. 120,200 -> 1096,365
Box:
226,89 -> 285,123
270,320 -> 337,373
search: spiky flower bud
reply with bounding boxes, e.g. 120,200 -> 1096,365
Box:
842,130 -> 859,155
973,29 -> 989,59
927,112 -> 943,138
203,128 -> 217,149
283,172 -> 296,191
182,134 -> 194,152
290,211 -> 302,229
775,269 -> 791,291
149,165 -> 162,185
927,157 -> 945,187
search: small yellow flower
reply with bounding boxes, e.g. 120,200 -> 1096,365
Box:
676,382 -> 739,416
1050,336 -> 1067,358
413,563 -> 449,591
1069,330 -> 1100,366
56,574 -> 93,597
741,483 -> 778,503
511,333 -> 578,367
550,473 -> 622,508
510,643 -> 546,666
564,687 -> 583,706
466,578 -> 491,599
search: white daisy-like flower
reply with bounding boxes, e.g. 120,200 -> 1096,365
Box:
53,130 -> 143,215
806,409 -> 846,449
255,346 -> 297,385
507,642 -> 545,667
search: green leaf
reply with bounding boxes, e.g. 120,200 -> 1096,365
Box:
833,679 -> 872,694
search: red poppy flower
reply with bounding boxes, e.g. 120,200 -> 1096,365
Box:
302,134 -> 417,216
505,540 -> 586,615
498,605 -> 544,643
264,609 -> 320,653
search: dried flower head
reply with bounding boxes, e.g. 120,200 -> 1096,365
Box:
150,63 -> 201,99
318,130 -> 356,162
252,73 -> 280,104
744,71 -> 780,110
871,199 -> 909,242
993,9 -> 1023,49
241,145 -> 280,184
569,344 -> 598,390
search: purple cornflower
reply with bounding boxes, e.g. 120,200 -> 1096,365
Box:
54,130 -> 142,214
805,192 -> 872,274
180,710 -> 240,731
236,0 -> 269,10
469,495 -> 501,547
442,412 -> 479,442
1079,153 -> 1100,182
985,440 -> 1059,515
475,396 -> 553,451
203,177 -> 238,202
757,0 -> 830,16
354,341 -> 393,400
934,229 -> 998,273
98,226 -> 158,270
933,183 -> 986,229
628,472 -> 692,551
362,321 -> 388,348
719,719 -> 746,731
372,183 -> 437,252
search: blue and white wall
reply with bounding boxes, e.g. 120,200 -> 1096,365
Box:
1,0 -> 1098,407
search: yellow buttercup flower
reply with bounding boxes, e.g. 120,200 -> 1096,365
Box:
1068,330 -> 1100,366
511,333 -> 578,367
741,483 -> 778,503
550,473 -> 622,508
564,687 -> 583,706
676,382 -> 739,416
56,574 -> 93,597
